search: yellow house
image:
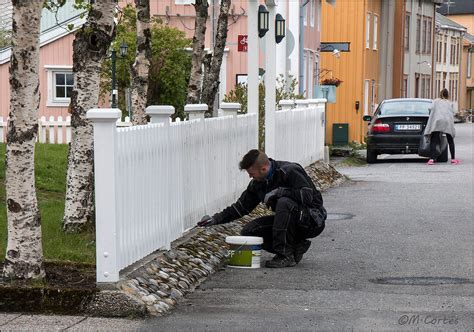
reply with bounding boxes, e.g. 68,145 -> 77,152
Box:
320,0 -> 382,144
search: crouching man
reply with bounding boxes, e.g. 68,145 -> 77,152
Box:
197,149 -> 327,268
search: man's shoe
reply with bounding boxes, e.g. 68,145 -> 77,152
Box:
265,254 -> 296,268
294,240 -> 311,264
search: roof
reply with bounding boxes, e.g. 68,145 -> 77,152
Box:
437,0 -> 474,15
464,32 -> 474,44
435,12 -> 467,31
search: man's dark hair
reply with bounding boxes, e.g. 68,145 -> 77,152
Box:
239,149 -> 269,170
440,88 -> 449,99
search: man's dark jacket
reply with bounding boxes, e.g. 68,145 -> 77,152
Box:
212,159 -> 324,224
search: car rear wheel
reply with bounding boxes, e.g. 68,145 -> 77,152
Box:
367,150 -> 378,163
437,147 -> 448,162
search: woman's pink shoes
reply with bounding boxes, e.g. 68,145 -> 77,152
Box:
427,159 -> 460,165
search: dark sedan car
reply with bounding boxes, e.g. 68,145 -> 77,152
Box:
363,98 -> 448,163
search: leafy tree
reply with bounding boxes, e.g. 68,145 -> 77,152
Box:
101,5 -> 191,120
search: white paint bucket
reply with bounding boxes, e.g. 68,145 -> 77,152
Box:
225,236 -> 263,269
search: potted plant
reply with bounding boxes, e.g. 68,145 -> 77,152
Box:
321,77 -> 343,87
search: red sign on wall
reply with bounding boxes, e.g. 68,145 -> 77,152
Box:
238,34 -> 248,52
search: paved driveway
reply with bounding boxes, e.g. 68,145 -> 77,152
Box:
1,124 -> 472,331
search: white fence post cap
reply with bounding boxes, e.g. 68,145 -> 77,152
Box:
279,100 -> 295,107
184,104 -> 208,112
146,105 -> 175,116
220,102 -> 241,110
307,98 -> 327,104
295,100 -> 309,107
87,109 -> 122,122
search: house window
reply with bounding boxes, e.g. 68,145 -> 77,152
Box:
404,14 -> 410,50
373,15 -> 378,50
403,75 -> 408,98
427,18 -> 432,54
45,66 -> 73,107
467,50 -> 472,79
304,2 -> 308,26
456,39 -> 460,65
308,54 -> 314,98
422,18 -> 427,53
310,0 -> 315,27
421,76 -> 425,98
317,0 -> 321,31
443,36 -> 447,63
366,13 -> 371,49
416,16 -> 421,53
371,80 -> 376,113
364,80 -> 369,115
303,54 -> 307,95
175,0 -> 194,4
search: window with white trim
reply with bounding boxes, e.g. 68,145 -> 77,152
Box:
45,66 -> 73,107
366,13 -> 371,49
304,3 -> 308,26
317,0 -> 321,31
373,15 -> 378,50
467,50 -> 472,79
175,0 -> 194,4
364,79 -> 369,115
310,0 -> 315,27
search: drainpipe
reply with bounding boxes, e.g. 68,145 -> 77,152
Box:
299,0 -> 310,95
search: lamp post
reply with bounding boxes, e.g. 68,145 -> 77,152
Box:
258,5 -> 269,38
111,41 -> 128,109
275,14 -> 285,44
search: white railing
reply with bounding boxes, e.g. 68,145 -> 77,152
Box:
275,99 -> 326,166
88,106 -> 258,283
0,116 -> 131,144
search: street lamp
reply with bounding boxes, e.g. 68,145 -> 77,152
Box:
258,5 -> 269,38
111,40 -> 128,109
275,14 -> 285,44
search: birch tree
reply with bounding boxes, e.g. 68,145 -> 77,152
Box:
130,0 -> 151,125
201,0 -> 231,116
3,0 -> 44,280
186,0 -> 209,104
62,1 -> 116,232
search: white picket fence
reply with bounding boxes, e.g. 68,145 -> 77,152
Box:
0,115 -> 131,144
275,99 -> 326,166
89,99 -> 326,283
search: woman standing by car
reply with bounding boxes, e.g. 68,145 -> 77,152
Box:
424,89 -> 459,165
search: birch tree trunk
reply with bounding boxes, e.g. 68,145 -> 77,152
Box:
186,0 -> 209,105
3,0 -> 44,280
62,1 -> 116,233
201,0 -> 231,116
130,0 -> 151,125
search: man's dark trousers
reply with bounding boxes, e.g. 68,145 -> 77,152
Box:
241,197 -> 325,257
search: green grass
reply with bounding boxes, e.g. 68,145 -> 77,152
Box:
0,144 -> 95,264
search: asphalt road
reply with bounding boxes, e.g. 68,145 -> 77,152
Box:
0,123 -> 472,331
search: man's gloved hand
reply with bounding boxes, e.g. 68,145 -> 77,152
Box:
197,215 -> 218,227
264,188 -> 282,207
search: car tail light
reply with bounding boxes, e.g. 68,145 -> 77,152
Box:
372,119 -> 390,133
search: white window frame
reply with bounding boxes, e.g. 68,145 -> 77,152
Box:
304,3 -> 308,26
317,0 -> 321,31
303,54 -> 307,95
371,80 -> 376,114
366,13 -> 371,49
467,50 -> 472,79
175,0 -> 194,4
310,0 -> 315,27
308,54 -> 314,98
373,15 -> 378,50
364,79 -> 369,115
45,65 -> 73,107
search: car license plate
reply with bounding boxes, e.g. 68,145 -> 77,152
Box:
395,124 -> 421,131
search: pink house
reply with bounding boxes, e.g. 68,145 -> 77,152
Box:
0,0 -> 323,120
